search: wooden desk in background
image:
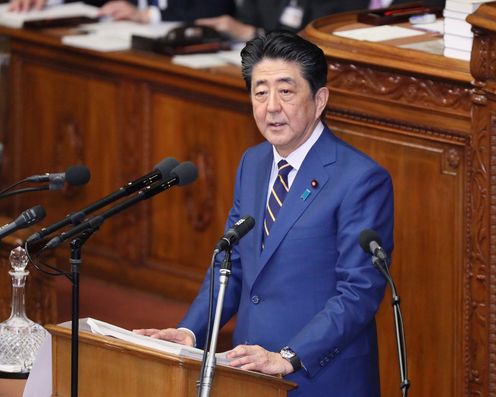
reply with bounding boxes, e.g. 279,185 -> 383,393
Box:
0,6 -> 494,396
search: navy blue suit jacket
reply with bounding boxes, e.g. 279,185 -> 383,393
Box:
180,126 -> 394,397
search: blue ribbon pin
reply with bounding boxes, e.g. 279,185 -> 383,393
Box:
300,189 -> 311,201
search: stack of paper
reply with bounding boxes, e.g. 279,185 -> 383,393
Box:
62,20 -> 181,52
443,0 -> 494,60
172,49 -> 242,69
334,25 -> 424,42
84,317 -> 230,365
0,2 -> 99,28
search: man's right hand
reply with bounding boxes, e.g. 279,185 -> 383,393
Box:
133,328 -> 195,347
8,0 -> 47,12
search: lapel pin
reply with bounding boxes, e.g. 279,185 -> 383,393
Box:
301,189 -> 311,201
311,179 -> 319,188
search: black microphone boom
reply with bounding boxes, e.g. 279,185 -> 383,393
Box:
43,161 -> 198,250
358,229 -> 388,262
215,216 -> 255,252
0,205 -> 46,240
26,157 -> 179,245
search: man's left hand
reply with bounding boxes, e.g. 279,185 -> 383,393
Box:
226,345 -> 293,375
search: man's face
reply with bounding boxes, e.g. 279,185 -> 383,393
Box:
250,58 -> 328,157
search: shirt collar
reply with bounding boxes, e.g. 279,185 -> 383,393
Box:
272,121 -> 324,171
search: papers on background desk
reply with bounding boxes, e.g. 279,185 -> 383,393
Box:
172,49 -> 242,69
412,20 -> 444,34
62,20 -> 181,52
334,25 -> 424,42
0,2 -> 98,28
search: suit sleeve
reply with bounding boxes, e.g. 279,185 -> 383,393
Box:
288,165 -> 394,377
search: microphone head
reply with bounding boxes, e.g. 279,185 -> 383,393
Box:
358,229 -> 382,254
171,162 -> 198,186
24,205 -> 46,225
154,157 -> 180,181
65,165 -> 91,187
233,215 -> 255,239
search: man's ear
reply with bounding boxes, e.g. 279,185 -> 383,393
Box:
314,86 -> 329,118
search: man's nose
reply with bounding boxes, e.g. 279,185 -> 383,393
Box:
267,91 -> 281,113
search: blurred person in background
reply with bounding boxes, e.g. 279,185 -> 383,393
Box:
8,0 -> 235,25
196,0 -> 370,42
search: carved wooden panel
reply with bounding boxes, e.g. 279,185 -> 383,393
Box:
144,89 -> 260,295
327,61 -> 473,135
329,62 -> 472,114
329,117 -> 466,397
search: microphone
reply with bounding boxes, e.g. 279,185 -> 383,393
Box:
42,161 -> 198,250
359,228 -> 410,394
26,157 -> 180,245
0,205 -> 46,240
358,229 -> 388,262
215,216 -> 255,252
25,164 -> 91,190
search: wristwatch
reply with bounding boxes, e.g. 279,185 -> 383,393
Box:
279,346 -> 302,372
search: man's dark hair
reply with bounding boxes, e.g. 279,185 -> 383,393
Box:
240,31 -> 328,96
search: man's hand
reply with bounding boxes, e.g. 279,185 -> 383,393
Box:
133,328 -> 195,346
195,15 -> 256,42
99,1 -> 150,23
226,344 -> 293,375
8,0 -> 46,13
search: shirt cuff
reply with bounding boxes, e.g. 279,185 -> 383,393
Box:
177,327 -> 197,347
147,6 -> 161,24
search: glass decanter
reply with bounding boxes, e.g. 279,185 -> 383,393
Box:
0,246 -> 48,373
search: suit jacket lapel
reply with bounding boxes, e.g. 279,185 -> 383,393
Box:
254,128 -> 337,280
245,145 -> 273,259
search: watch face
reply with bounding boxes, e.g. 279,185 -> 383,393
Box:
280,347 -> 295,359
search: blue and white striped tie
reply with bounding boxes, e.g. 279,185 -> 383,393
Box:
263,160 -> 292,246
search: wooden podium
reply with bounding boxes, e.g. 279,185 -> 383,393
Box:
46,325 -> 296,397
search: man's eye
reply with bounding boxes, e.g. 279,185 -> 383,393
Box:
255,91 -> 267,97
280,89 -> 292,95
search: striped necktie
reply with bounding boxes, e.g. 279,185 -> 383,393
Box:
263,160 -> 293,242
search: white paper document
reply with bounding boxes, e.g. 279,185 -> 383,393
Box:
172,49 -> 241,69
0,2 -> 99,28
61,20 -> 180,52
62,33 -> 130,52
334,25 -> 424,42
84,317 -> 230,365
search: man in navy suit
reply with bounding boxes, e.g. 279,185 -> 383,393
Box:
136,31 -> 394,396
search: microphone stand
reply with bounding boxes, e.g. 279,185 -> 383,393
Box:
198,249 -> 232,397
373,256 -> 410,397
69,227 -> 98,397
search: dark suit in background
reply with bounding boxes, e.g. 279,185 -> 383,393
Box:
159,0 -> 234,21
236,0 -> 370,33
